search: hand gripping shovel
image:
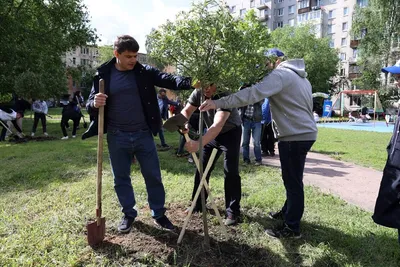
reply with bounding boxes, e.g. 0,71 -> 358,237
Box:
87,79 -> 106,246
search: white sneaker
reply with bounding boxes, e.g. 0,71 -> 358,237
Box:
43,132 -> 48,137
31,132 -> 35,137
72,135 -> 76,138
61,136 -> 68,140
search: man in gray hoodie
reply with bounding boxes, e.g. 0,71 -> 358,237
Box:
200,48 -> 317,239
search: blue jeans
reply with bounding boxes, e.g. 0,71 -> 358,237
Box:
278,140 -> 315,232
242,119 -> 262,162
107,129 -> 166,219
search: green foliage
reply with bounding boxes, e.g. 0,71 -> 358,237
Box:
0,93 -> 13,104
271,25 -> 339,93
146,0 -> 270,91
97,45 -> 114,66
352,0 -> 400,90
0,0 -> 98,99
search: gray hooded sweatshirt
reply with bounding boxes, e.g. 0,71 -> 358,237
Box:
214,59 -> 317,141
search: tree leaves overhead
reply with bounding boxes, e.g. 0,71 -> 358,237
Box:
352,0 -> 400,91
146,0 -> 270,92
270,25 -> 339,93
0,0 -> 98,99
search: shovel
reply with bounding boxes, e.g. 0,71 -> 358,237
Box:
87,79 -> 106,247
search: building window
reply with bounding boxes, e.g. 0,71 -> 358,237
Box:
262,9 -> 268,16
329,10 -> 336,19
72,57 -> 76,65
340,68 -> 345,76
240,8 -> 246,17
342,22 -> 348,31
327,24 -> 334,34
343,7 -> 349,16
339,52 -> 347,61
341,37 -> 347,46
278,0 -> 284,3
357,0 -> 368,7
288,18 -> 295,26
298,0 -> 309,9
276,8 -> 284,16
288,5 -> 295,14
260,0 -> 265,4
276,21 -> 284,28
231,6 -> 236,13
316,0 -> 322,6
250,0 -> 255,8
353,49 -> 358,59
329,39 -> 335,48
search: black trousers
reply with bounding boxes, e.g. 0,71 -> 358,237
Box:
32,113 -> 46,133
61,115 -> 80,136
261,122 -> 276,154
0,120 -> 22,141
191,126 -> 242,217
278,140 -> 315,232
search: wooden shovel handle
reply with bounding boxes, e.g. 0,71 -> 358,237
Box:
96,79 -> 105,225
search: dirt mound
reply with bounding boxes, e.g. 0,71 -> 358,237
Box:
90,204 -> 276,267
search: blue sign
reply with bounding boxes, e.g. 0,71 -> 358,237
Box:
322,100 -> 332,117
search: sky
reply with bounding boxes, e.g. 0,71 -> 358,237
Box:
83,0 -> 194,53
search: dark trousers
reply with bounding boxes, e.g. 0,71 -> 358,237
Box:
107,129 -> 166,219
32,113 -> 46,133
61,115 -> 79,137
278,140 -> 315,232
192,126 -> 242,217
261,122 -> 276,154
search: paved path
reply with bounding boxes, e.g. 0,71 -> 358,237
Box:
259,150 -> 382,212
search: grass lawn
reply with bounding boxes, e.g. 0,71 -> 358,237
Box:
312,127 -> 392,171
0,108 -> 399,266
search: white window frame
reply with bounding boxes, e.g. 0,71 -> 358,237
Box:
240,8 -> 246,17
298,0 -> 309,9
343,7 -> 349,16
329,9 -> 336,19
250,0 -> 255,8
342,22 -> 348,31
288,18 -> 295,26
277,8 -> 284,16
288,5 -> 295,14
341,37 -> 347,46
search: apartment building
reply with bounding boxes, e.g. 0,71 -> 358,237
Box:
63,46 -> 100,68
226,0 -> 369,86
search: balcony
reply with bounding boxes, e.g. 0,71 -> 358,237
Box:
350,39 -> 360,48
257,3 -> 269,10
259,15 -> 269,22
348,57 -> 358,64
298,7 -> 311,14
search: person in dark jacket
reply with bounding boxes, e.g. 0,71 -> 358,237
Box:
372,60 -> 400,245
83,35 -> 194,233
261,98 -> 276,156
7,96 -> 30,135
60,100 -> 81,140
157,88 -> 178,149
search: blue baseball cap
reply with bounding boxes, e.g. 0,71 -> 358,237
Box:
264,48 -> 285,57
382,60 -> 400,74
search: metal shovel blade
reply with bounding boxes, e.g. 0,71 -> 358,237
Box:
86,217 -> 106,247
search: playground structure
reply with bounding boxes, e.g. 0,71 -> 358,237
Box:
321,90 -> 385,124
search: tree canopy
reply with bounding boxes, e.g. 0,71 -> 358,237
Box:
146,0 -> 270,92
0,0 -> 97,100
270,24 -> 339,93
352,0 -> 400,92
